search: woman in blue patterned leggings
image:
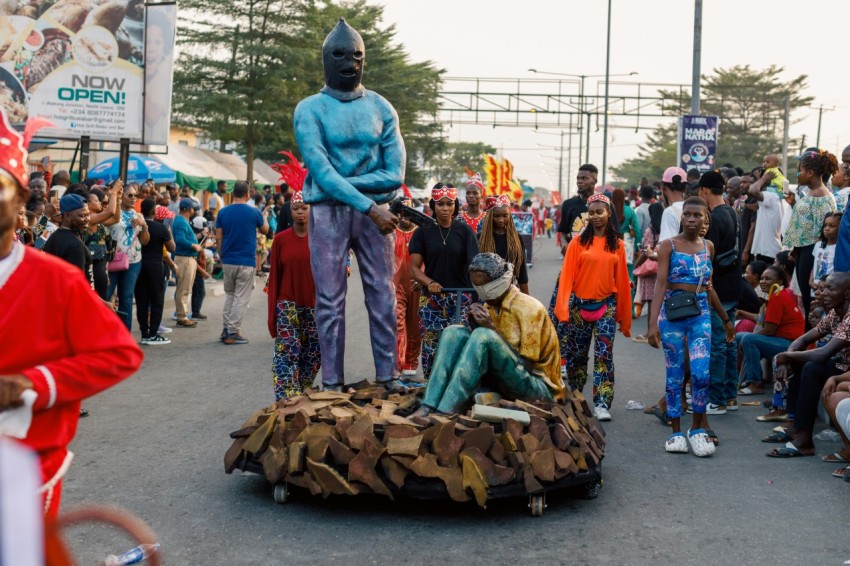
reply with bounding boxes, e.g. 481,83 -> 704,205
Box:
648,197 -> 734,456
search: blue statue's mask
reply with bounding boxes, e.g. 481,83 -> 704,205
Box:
322,18 -> 364,94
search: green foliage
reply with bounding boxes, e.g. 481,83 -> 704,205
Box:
612,65 -> 813,185
172,0 -> 445,186
427,141 -> 497,186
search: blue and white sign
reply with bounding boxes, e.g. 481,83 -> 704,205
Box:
677,115 -> 718,174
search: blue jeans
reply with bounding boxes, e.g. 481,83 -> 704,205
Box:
106,261 -> 142,330
659,293 -> 711,419
708,301 -> 738,405
740,333 -> 791,384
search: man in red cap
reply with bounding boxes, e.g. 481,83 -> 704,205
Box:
0,109 -> 143,518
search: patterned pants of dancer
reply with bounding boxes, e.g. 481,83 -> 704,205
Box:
418,292 -> 473,379
658,293 -> 711,419
548,278 -> 569,364
273,300 -> 321,400
564,295 -> 618,409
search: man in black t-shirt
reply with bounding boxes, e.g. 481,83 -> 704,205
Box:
43,194 -> 93,288
557,164 -> 598,253
700,172 -> 741,415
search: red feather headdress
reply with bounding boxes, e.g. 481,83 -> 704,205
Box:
271,150 -> 308,192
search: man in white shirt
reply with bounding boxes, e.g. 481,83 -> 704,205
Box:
658,166 -> 688,241
747,170 -> 784,264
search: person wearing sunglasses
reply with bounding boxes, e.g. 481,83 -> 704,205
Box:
107,183 -> 150,330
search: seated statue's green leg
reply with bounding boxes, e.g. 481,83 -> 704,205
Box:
420,325 -> 471,410
437,327 -> 553,414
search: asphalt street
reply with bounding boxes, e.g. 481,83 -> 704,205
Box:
63,236 -> 848,565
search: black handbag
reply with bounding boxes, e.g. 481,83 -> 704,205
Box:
664,272 -> 705,322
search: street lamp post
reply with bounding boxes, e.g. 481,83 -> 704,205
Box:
601,0 -> 612,187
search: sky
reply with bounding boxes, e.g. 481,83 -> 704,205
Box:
377,0 -> 850,193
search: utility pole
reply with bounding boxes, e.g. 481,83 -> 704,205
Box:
566,123 -> 573,199
558,130 -> 565,199
781,93 -> 790,176
601,0 -> 612,187
692,0 -> 702,115
815,105 -> 833,148
577,76 -> 584,165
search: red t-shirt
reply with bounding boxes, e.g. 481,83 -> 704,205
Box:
764,288 -> 805,340
267,228 -> 315,335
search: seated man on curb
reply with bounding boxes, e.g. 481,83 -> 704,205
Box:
769,272 -> 850,458
411,253 -> 564,418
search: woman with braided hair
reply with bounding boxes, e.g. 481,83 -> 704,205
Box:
784,149 -> 839,318
478,194 -> 529,294
553,194 -> 631,421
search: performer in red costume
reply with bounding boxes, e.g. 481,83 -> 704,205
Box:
460,172 -> 486,234
393,189 -> 421,377
0,109 -> 143,518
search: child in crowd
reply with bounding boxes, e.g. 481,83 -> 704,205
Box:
809,212 -> 841,294
762,154 -> 787,198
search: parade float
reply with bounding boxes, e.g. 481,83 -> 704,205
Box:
225,382 -> 604,516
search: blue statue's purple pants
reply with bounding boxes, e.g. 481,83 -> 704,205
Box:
309,203 -> 397,386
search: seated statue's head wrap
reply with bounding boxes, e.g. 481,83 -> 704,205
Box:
469,253 -> 514,301
323,18 -> 365,94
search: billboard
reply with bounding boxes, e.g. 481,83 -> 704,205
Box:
0,0 -> 175,144
142,3 -> 176,145
677,115 -> 718,175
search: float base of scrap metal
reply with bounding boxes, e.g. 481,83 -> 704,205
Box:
225,381 -> 604,516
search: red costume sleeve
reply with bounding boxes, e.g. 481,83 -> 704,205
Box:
20,270 -> 142,412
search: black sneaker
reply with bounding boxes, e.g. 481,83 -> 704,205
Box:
142,334 -> 171,345
192,313 -> 208,320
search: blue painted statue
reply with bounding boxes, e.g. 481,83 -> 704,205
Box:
294,17 -> 405,391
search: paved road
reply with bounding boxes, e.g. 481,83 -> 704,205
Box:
64,237 -> 848,565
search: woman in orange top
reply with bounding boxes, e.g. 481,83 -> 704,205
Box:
554,193 -> 631,421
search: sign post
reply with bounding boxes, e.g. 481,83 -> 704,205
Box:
79,136 -> 91,181
677,115 -> 718,175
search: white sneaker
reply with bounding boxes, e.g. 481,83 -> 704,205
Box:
158,324 -> 172,334
595,405 -> 612,421
665,433 -> 689,453
142,334 -> 171,345
687,428 -> 716,457
706,403 -> 727,415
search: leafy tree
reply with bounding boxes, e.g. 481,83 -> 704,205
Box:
427,141 -> 497,186
173,0 -> 445,187
173,0 -> 307,184
612,65 -> 813,186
